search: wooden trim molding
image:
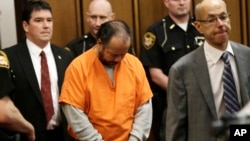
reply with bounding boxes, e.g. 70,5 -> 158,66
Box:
133,0 -> 140,56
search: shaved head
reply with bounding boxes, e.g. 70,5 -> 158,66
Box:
195,0 -> 227,20
87,0 -> 115,38
88,0 -> 113,14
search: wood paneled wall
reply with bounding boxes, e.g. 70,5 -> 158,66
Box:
47,0 -> 81,47
15,0 -> 250,56
240,0 -> 250,46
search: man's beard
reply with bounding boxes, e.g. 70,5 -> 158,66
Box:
99,51 -> 117,67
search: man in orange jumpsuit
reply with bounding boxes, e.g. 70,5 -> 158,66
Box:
59,20 -> 153,141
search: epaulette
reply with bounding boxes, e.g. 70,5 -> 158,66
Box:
0,51 -> 10,69
76,34 -> 88,43
68,35 -> 89,45
65,35 -> 89,51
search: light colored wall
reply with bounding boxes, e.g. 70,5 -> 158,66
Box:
0,0 -> 17,49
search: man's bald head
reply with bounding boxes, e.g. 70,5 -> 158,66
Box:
87,0 -> 115,38
195,0 -> 227,20
88,0 -> 113,14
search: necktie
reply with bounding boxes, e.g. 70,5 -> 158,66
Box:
40,51 -> 54,123
221,51 -> 240,115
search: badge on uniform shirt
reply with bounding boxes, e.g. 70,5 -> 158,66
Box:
0,51 -> 10,69
143,32 -> 156,50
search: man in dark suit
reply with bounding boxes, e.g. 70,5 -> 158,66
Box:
4,1 -> 74,141
166,0 -> 250,141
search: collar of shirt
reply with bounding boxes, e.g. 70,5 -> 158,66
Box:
26,38 -> 52,57
204,41 -> 234,64
166,16 -> 194,31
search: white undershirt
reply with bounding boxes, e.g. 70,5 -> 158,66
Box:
26,39 -> 60,130
177,22 -> 188,31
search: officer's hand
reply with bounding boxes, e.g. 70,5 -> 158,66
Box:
26,125 -> 35,141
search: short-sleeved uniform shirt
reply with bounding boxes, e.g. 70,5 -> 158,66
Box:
140,16 -> 204,124
0,50 -> 15,141
0,51 -> 14,98
59,47 -> 153,141
140,16 -> 204,93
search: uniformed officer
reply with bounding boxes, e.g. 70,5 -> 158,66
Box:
139,0 -> 204,140
66,0 -> 135,57
0,51 -> 35,141
66,0 -> 115,57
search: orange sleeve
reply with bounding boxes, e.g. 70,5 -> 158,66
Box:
59,61 -> 86,111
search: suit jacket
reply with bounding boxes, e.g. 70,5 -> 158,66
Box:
166,41 -> 250,141
4,42 -> 74,141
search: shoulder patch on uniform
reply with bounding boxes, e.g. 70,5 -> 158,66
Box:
143,32 -> 156,50
0,51 -> 10,68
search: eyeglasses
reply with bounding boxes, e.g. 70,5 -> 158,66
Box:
197,13 -> 231,25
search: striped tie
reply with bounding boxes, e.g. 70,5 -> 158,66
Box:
221,51 -> 240,115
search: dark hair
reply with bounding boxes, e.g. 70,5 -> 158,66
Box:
22,0 -> 52,23
97,20 -> 131,45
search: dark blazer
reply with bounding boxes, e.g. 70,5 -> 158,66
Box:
166,41 -> 250,141
4,42 -> 74,141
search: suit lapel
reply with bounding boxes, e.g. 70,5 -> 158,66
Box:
17,42 -> 43,105
51,45 -> 63,90
231,42 -> 250,106
192,47 -> 218,119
